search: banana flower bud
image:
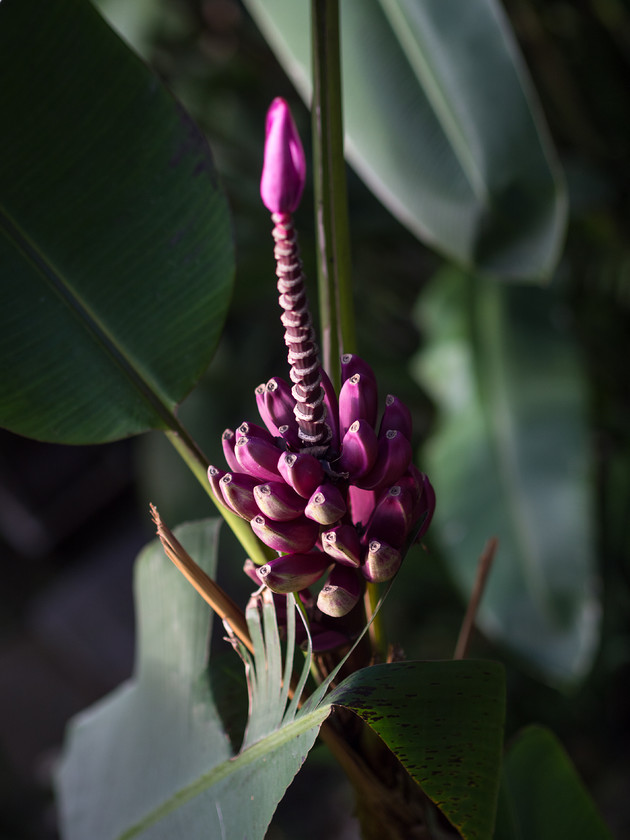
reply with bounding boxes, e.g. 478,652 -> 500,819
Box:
220,472 -> 260,521
362,540 -> 402,583
277,450 -> 324,498
254,480 -> 305,521
317,564 -> 363,618
363,484 -> 413,550
257,551 -> 331,594
251,513 -> 319,553
321,524 -> 362,568
379,394 -> 413,441
260,97 -> 306,214
338,372 -> 379,440
235,434 -> 282,483
357,429 -> 412,491
304,483 -> 347,525
221,430 -> 240,473
336,419 -> 378,479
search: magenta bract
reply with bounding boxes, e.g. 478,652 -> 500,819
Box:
260,97 -> 306,214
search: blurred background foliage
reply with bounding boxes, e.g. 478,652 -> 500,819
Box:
1,0 -> 629,837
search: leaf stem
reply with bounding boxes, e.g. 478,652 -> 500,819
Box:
453,536 -> 498,660
311,0 -> 355,391
164,423 -> 272,568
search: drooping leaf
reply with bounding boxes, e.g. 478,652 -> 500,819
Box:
56,519 -> 328,840
413,267 -> 599,683
494,726 -> 613,840
0,0 -> 233,444
243,0 -> 566,282
329,660 -> 505,840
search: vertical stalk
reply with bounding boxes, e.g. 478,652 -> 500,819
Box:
311,0 -> 384,655
311,0 -> 355,391
164,424 -> 272,567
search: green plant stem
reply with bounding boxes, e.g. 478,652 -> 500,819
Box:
164,424 -> 272,567
311,0 -> 355,391
311,0 -> 385,657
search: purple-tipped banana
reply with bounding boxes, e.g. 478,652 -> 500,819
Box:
336,419 -> 378,479
254,480 -> 305,521
235,435 -> 282,482
341,353 -> 378,390
320,368 -> 340,453
364,484 -> 414,550
251,513 -> 319,553
257,551 -> 330,594
262,377 -> 300,438
379,394 -> 413,441
276,423 -> 301,450
321,524 -> 362,567
221,430 -> 240,473
362,540 -> 402,583
317,564 -> 363,618
357,429 -> 412,492
348,485 -> 376,530
208,465 -> 231,512
304,483 -> 347,525
220,472 -> 260,521
236,421 -> 276,445
277,450 -> 324,498
338,372 -> 379,440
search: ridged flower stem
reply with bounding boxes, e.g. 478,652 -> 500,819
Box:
271,211 -> 331,454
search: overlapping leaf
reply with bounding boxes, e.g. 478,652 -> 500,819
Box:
0,0 -> 233,443
57,519 -> 506,840
413,267 -> 599,683
243,0 -> 566,281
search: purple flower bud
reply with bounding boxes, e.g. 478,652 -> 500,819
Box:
317,564 -> 363,618
320,368 -> 340,453
356,429 -> 412,492
254,480 -> 305,521
277,450 -> 324,498
251,513 -> 319,553
321,524 -> 362,568
308,626 -> 351,652
235,434 -> 282,482
379,394 -> 413,442
348,485 -> 376,530
221,430 -> 240,473
362,540 -> 402,583
363,484 -> 413,550
338,373 -> 379,440
220,472 -> 260,521
336,419 -> 378,479
304,483 -> 347,525
257,551 -> 330,594
260,97 -> 306,214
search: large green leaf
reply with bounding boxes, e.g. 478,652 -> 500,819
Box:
57,517 -> 505,839
0,0 -> 233,444
413,267 -> 599,683
243,0 -> 566,282
56,519 -> 329,840
494,726 -> 613,840
329,660 -> 505,840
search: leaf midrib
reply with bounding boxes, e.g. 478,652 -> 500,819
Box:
0,205 -> 177,432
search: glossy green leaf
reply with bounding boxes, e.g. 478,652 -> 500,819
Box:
0,0 -> 233,444
413,267 -> 599,683
494,726 -> 613,840
56,519 -> 329,840
243,0 -> 566,282
329,660 -> 506,840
